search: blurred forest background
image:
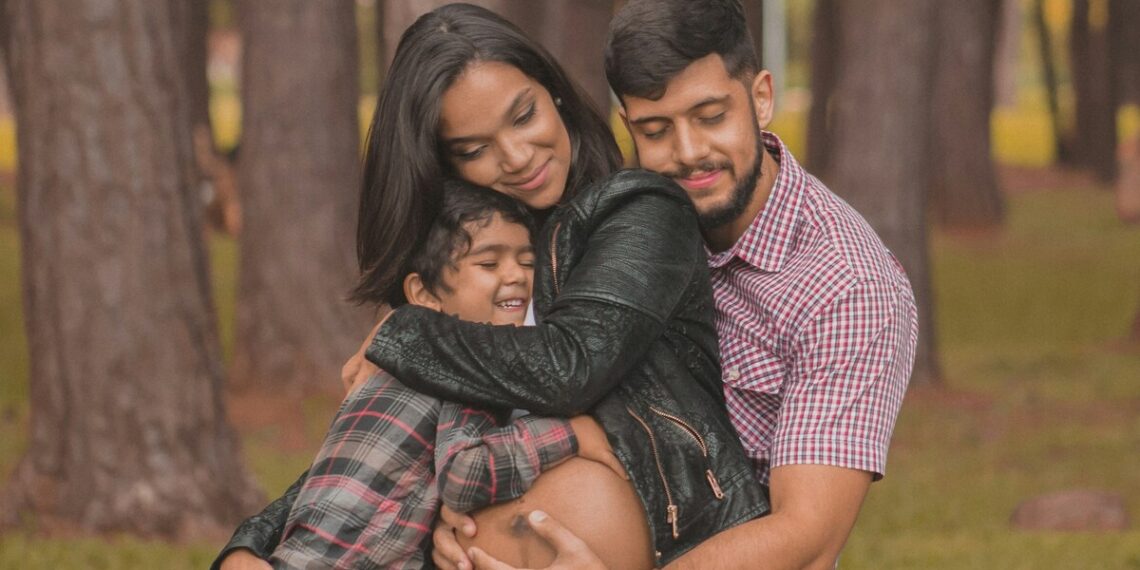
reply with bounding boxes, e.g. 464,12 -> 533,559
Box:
0,0 -> 1138,568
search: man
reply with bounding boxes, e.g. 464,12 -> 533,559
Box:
450,1 -> 917,568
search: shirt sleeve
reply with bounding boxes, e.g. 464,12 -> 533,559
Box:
434,403 -> 578,513
772,279 -> 917,479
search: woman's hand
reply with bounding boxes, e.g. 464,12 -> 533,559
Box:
340,309 -> 392,394
433,505 -> 479,570
467,511 -> 608,570
218,549 -> 272,570
568,416 -> 627,480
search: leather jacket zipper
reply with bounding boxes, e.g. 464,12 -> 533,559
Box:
648,406 -> 726,500
550,222 -> 563,296
627,406 -> 679,539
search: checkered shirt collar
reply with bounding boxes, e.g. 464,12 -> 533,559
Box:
706,131 -> 806,273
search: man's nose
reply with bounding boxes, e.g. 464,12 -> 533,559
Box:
673,122 -> 710,167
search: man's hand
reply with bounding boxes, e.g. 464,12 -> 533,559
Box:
218,549 -> 272,570
340,309 -> 392,394
467,511 -> 607,570
568,416 -> 626,480
433,505 -> 479,570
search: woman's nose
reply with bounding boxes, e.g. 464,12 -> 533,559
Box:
499,135 -> 535,174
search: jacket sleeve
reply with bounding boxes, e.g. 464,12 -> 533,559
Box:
367,184 -> 702,416
209,471 -> 306,570
435,404 -> 578,513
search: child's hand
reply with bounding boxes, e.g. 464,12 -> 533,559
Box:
568,416 -> 627,480
341,309 -> 391,394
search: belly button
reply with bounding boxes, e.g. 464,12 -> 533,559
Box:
510,514 -> 531,537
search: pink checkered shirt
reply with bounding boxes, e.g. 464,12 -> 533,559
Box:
708,132 -> 917,485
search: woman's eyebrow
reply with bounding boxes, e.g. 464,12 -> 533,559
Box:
441,88 -> 534,146
503,88 -> 533,120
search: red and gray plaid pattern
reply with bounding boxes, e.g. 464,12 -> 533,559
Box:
708,132 -> 917,485
271,371 -> 577,569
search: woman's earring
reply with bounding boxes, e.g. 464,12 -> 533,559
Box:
554,96 -> 563,107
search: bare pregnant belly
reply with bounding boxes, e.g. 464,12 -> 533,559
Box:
457,457 -> 654,569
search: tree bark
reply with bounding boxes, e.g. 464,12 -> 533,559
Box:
928,0 -> 1005,229
1,0 -> 261,536
381,1 -> 611,112
1033,0 -> 1071,164
172,0 -> 212,137
993,0 -> 1023,108
232,0 -> 369,393
535,0 -> 614,113
741,0 -> 764,69
806,0 -> 835,173
1112,0 -> 1140,105
1069,0 -> 1117,182
823,0 -> 940,385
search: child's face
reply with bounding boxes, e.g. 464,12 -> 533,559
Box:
436,214 -> 534,326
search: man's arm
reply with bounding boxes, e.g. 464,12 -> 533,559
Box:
666,464 -> 871,569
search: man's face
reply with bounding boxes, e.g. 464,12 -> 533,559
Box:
621,54 -> 771,230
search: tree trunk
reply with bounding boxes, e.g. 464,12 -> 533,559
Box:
806,0 -> 835,173
232,1 -> 369,393
173,0 -> 212,137
993,0 -> 1023,107
535,0 -> 614,113
1033,0 -> 1071,164
928,0 -> 1005,229
381,1 -> 611,112
1,0 -> 261,537
1113,0 -> 1140,105
823,0 -> 940,386
742,0 -> 764,69
1069,0 -> 1117,182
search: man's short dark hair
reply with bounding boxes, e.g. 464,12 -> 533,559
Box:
605,0 -> 758,100
407,180 -> 536,299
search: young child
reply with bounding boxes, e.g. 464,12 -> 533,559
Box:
268,181 -> 606,569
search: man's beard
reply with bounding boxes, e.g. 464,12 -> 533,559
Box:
659,120 -> 766,232
694,127 -> 764,232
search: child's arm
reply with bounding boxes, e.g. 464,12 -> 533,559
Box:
434,403 -> 578,513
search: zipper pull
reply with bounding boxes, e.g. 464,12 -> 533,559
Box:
706,469 -> 725,500
666,503 -> 679,539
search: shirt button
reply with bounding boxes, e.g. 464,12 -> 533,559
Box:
727,367 -> 741,381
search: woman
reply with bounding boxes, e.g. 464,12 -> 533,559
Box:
214,4 -> 767,569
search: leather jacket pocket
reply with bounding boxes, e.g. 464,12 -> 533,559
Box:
625,405 -> 728,541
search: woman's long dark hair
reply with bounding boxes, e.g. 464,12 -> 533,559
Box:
352,3 -> 622,307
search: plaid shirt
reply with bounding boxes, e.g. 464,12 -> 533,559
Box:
271,372 -> 577,569
709,132 -> 917,485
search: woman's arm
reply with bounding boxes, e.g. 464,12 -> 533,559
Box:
368,183 -> 702,415
210,471 -> 307,570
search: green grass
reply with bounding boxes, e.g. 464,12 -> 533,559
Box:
2,112 -> 1140,567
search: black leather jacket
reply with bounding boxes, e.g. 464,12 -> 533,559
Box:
212,170 -> 769,568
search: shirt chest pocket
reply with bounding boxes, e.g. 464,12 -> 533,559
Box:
720,333 -> 785,395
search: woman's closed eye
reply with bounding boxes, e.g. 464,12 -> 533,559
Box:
455,145 -> 487,161
514,103 -> 536,127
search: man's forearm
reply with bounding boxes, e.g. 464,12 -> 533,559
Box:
667,464 -> 871,570
665,513 -> 838,570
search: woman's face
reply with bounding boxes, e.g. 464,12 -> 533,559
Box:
438,61 -> 573,210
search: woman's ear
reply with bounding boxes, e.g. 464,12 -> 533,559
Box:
404,273 -> 443,312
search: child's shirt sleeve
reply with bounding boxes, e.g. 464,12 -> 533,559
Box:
434,403 -> 578,513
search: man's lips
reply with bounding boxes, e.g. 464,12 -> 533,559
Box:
510,160 -> 551,192
678,169 -> 723,190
